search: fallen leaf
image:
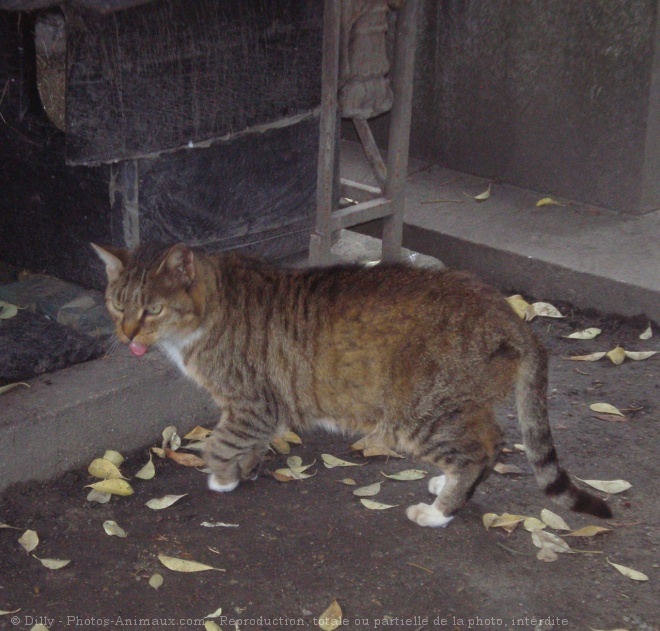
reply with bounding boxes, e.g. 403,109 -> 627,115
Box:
339,478 -> 357,485
0,301 -> 18,319
102,450 -> 125,467
287,456 -> 302,468
161,426 -> 180,451
270,437 -> 291,454
536,197 -> 567,207
381,469 -> 428,481
488,513 -> 528,531
183,426 -> 212,441
180,440 -> 206,452
318,600 -> 343,631
18,529 -> 39,553
563,328 -> 602,340
506,295 -> 530,319
493,463 -> 524,475
148,573 -> 163,590
201,522 -> 239,528
166,449 -> 206,467
86,489 -> 112,504
103,520 -> 127,537
566,352 -> 607,362
639,324 -> 652,340
523,518 -> 546,532
0,608 -> 21,615
274,463 -> 315,481
360,499 -> 398,510
471,183 -> 492,201
514,443 -> 526,451
151,447 -> 167,458
29,625 -> 50,631
482,513 -> 499,530
606,558 -> 649,581
578,478 -> 631,494
526,302 -> 564,321
564,525 -> 611,537
624,350 -> 657,361
205,607 -> 223,619
353,482 -> 382,497
158,554 -> 224,573
589,403 -> 624,416
204,622 -> 222,631
0,382 -> 29,395
363,446 -> 404,458
540,509 -> 571,531
0,522 -> 19,529
146,494 -> 188,510
85,479 -> 134,496
606,346 -> 626,365
321,454 -> 365,468
532,530 -> 573,554
282,430 -> 302,444
33,555 -> 71,569
88,458 -> 126,480
536,546 -> 559,562
135,453 -> 156,480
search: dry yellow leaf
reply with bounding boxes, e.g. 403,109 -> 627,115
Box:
639,324 -> 652,340
148,573 -> 163,590
493,463 -> 523,475
563,328 -> 602,340
183,426 -> 212,441
33,555 -> 71,569
353,482 -> 382,497
204,622 -> 222,631
88,458 -> 126,480
166,449 -> 206,467
282,430 -> 302,444
271,437 -> 291,454
566,352 -> 607,362
472,183 -> 492,201
589,403 -> 624,416
488,513 -> 528,532
146,494 -> 188,510
102,450 -> 125,467
536,546 -> 559,562
86,489 -> 111,504
158,554 -> 224,573
606,558 -> 649,581
523,518 -> 546,532
0,522 -> 18,530
205,607 -> 223,619
540,508 -> 571,531
85,479 -> 134,496
482,513 -> 499,529
339,478 -> 357,485
161,425 -> 180,451
135,454 -> 155,480
0,608 -> 21,615
606,346 -> 626,365
506,295 -> 530,319
322,454 -> 364,468
29,625 -> 50,631
526,302 -> 564,321
18,529 -> 39,553
624,350 -> 657,361
536,197 -> 567,207
318,600 -> 342,631
531,530 -> 573,554
578,478 -> 631,494
103,520 -> 127,537
0,382 -> 30,395
565,525 -> 611,537
360,499 -> 398,510
0,301 -> 18,319
381,469 -> 428,481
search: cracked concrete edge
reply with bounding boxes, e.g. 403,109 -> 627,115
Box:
0,349 -> 217,493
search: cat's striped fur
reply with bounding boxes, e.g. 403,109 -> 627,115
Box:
93,242 -> 612,526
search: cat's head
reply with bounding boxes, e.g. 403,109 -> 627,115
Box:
92,243 -> 205,356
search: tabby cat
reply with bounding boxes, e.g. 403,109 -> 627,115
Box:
92,242 -> 612,527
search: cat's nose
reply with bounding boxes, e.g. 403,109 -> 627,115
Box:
122,323 -> 141,341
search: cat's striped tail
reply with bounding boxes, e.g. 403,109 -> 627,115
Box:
515,339 -> 612,519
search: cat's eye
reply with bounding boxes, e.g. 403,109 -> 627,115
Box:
145,304 -> 163,316
111,298 -> 124,312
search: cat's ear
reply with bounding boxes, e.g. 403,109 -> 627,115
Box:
91,243 -> 128,282
157,244 -> 195,285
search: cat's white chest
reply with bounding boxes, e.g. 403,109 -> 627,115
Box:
160,330 -> 202,377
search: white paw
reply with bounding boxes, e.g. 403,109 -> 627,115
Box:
406,502 -> 454,528
428,474 -> 447,496
207,475 -> 239,493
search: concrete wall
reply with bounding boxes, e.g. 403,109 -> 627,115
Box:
369,0 -> 660,215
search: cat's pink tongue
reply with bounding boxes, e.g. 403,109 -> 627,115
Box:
129,341 -> 148,357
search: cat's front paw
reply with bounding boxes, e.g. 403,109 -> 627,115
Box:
428,474 -> 447,495
406,502 -> 454,528
207,475 -> 239,493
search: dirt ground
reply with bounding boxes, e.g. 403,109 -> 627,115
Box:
1,303 -> 658,631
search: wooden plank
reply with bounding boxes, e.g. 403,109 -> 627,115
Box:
340,178 -> 381,203
329,197 -> 391,232
353,118 -> 387,187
